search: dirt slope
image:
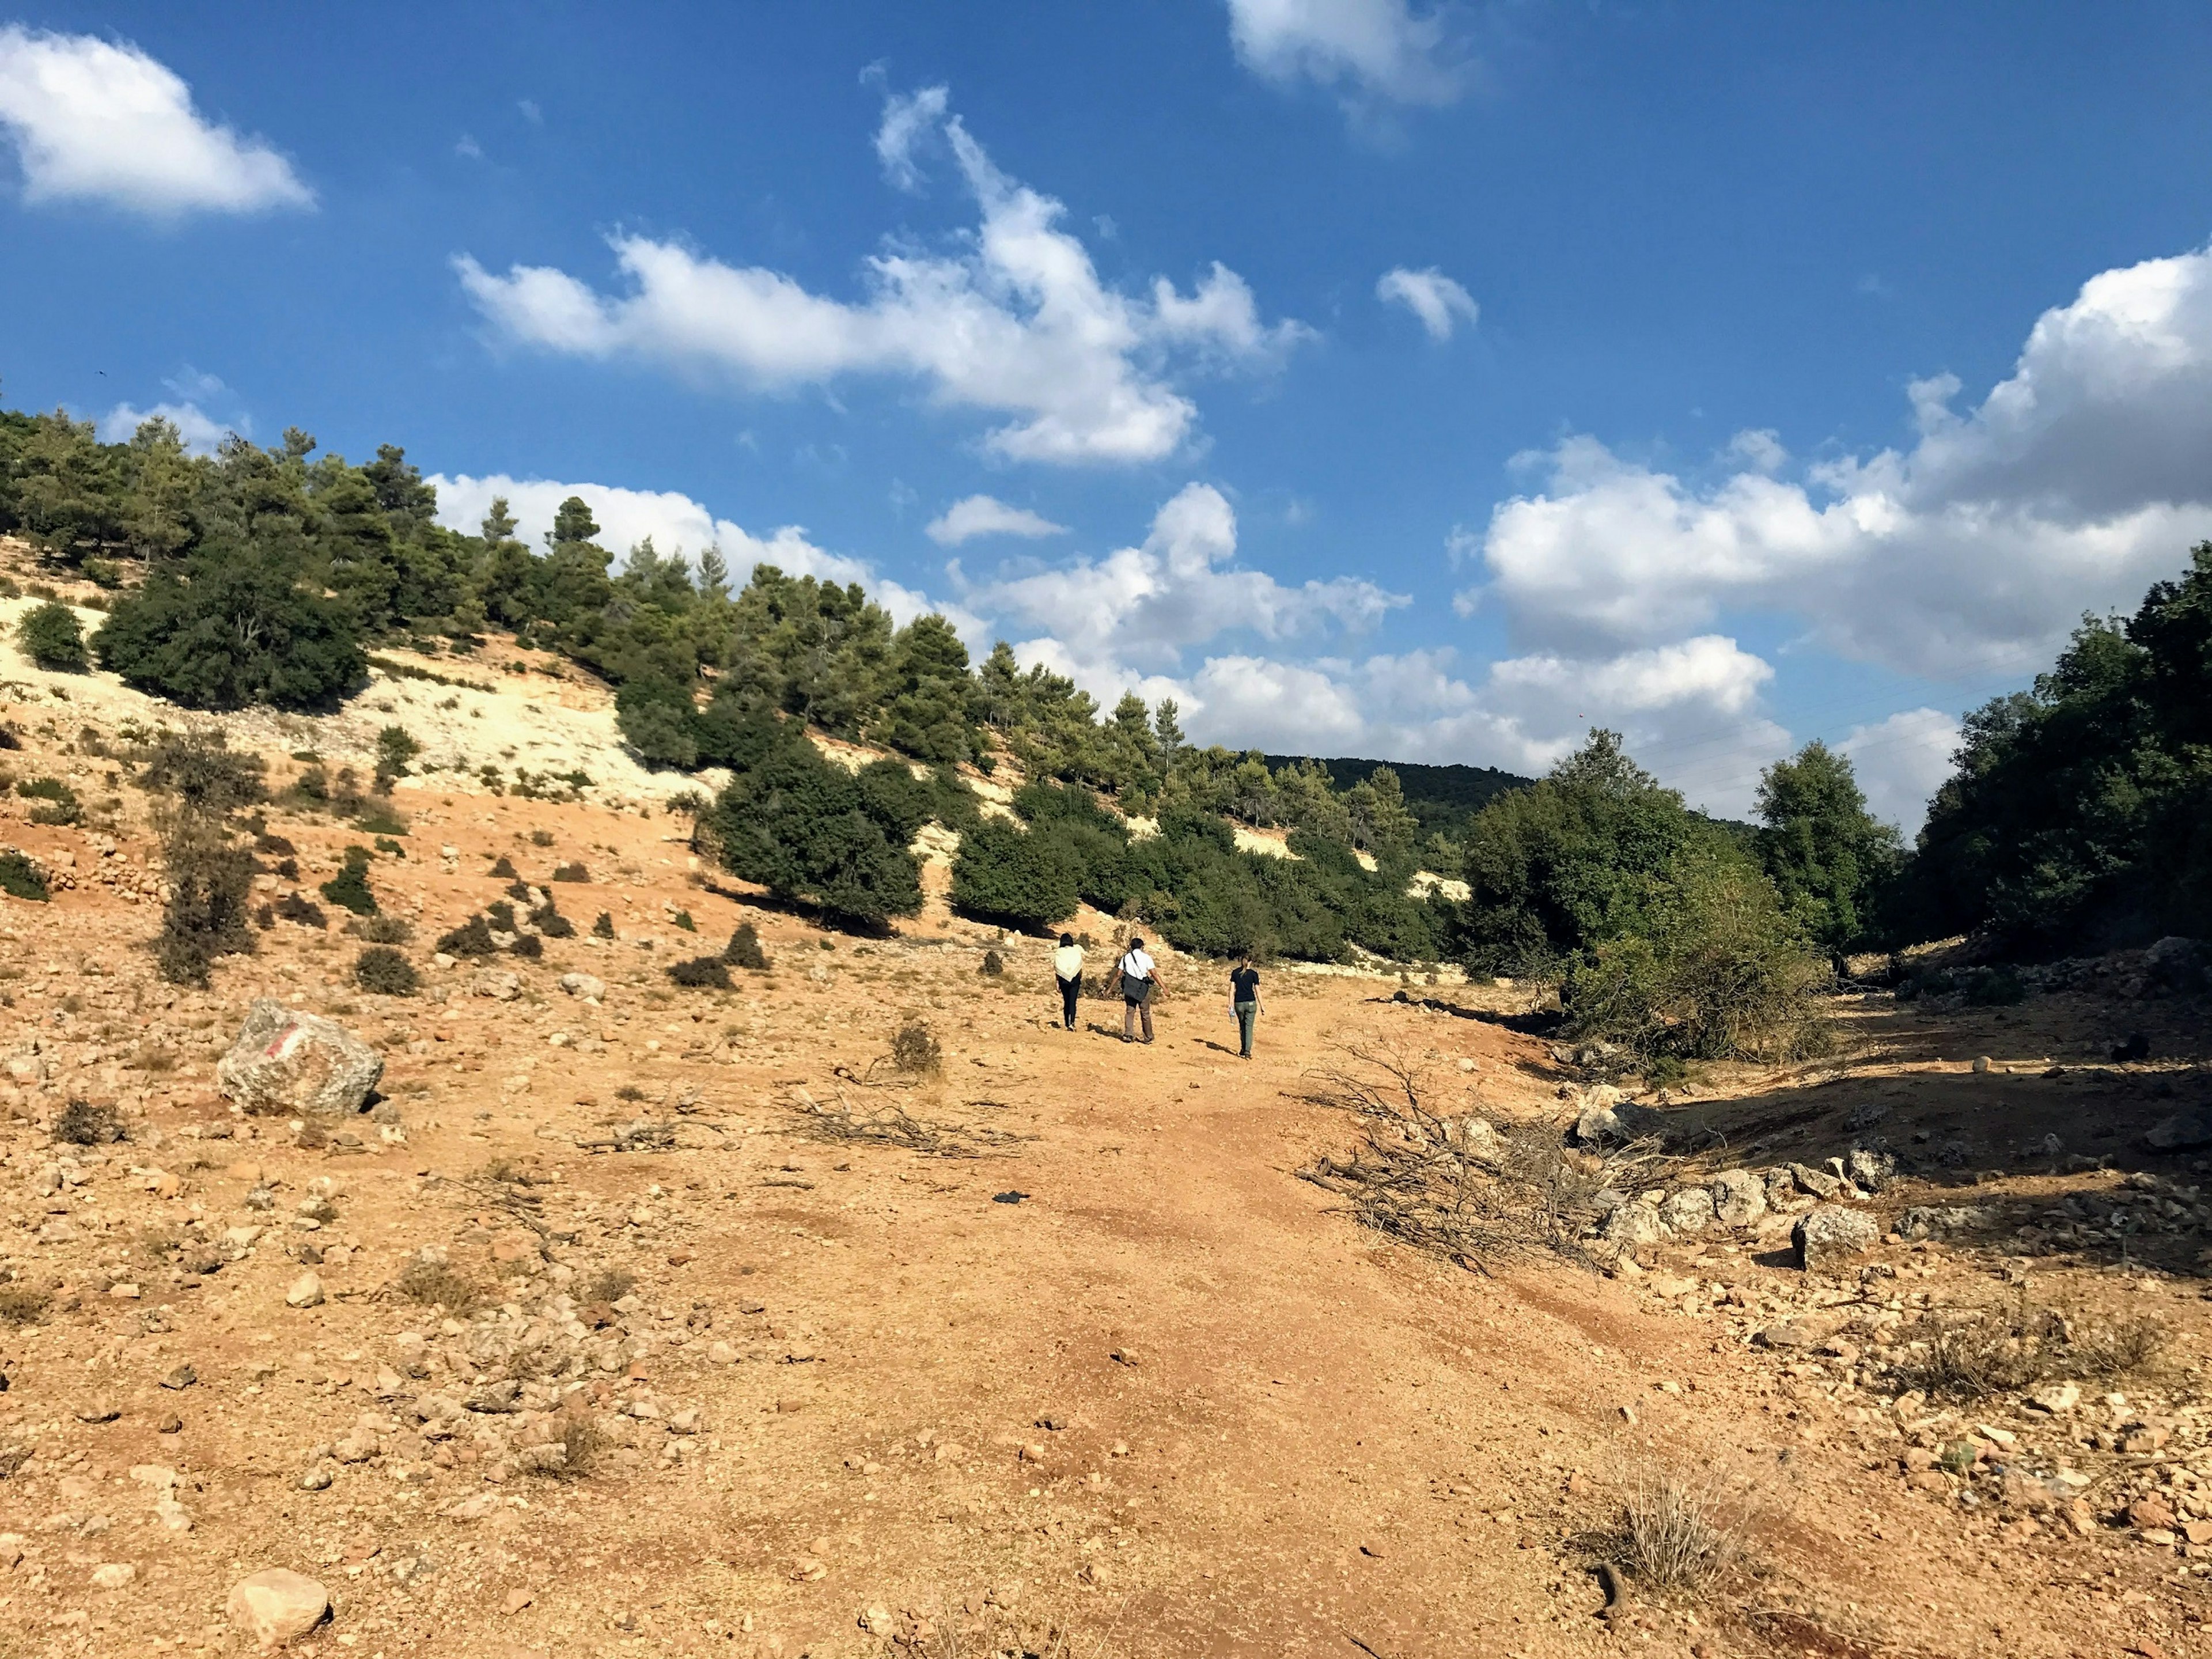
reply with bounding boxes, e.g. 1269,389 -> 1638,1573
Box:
1,672 -> 2208,1658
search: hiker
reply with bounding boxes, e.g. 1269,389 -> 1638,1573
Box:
1229,953 -> 1263,1059
1052,931 -> 1084,1031
1117,935 -> 1161,1044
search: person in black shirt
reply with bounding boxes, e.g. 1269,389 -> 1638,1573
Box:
1229,955 -> 1263,1059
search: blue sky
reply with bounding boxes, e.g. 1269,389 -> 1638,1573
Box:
6,3 -> 2212,825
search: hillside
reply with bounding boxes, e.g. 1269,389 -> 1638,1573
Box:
1263,754 -> 1532,839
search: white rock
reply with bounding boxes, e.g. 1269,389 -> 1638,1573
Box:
1710,1168 -> 1768,1228
284,1272 -> 325,1309
226,1568 -> 330,1647
559,972 -> 607,1001
91,1561 -> 137,1589
216,1001 -> 383,1119
472,969 -> 521,1001
2028,1381 -> 2082,1414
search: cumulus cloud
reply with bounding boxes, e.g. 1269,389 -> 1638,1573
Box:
1377,266 -> 1477,339
426,471 -> 979,638
924,495 -> 1067,546
1838,707 -> 1961,834
457,90 -> 1306,465
1471,243 -> 2212,677
1227,0 -> 1467,107
97,400 -> 236,453
971,482 -> 1403,677
0,27 -> 312,215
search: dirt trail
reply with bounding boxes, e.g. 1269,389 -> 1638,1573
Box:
2,654 -> 2208,1658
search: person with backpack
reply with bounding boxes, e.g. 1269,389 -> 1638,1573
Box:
1117,936 -> 1162,1043
1052,932 -> 1084,1031
1229,954 -> 1263,1059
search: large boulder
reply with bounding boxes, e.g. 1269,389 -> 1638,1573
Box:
2145,936 -> 2205,991
1846,1145 -> 1899,1194
217,1001 -> 382,1119
2146,1112 -> 2212,1152
1601,1198 -> 1668,1247
1793,1205 -> 1880,1272
1659,1187 -> 1716,1235
1709,1169 -> 1768,1228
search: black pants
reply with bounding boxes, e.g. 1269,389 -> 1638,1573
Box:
1057,974 -> 1081,1029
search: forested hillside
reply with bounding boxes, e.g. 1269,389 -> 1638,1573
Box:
5,402 -> 2206,1072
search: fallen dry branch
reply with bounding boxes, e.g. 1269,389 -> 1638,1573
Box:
787,1086 -> 1036,1160
1293,1035 -> 1671,1271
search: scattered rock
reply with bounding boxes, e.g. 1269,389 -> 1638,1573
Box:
2130,1496 -> 2178,1532
216,1001 -> 384,1119
91,1561 -> 137,1589
226,1568 -> 331,1647
2027,1381 -> 2082,1414
1896,1205 -> 2002,1241
1709,1169 -> 1767,1228
1789,1162 -> 1843,1200
473,969 -> 521,1001
2145,1113 -> 2212,1152
1845,1145 -> 1897,1194
284,1272 -> 325,1309
1793,1206 -> 1879,1272
558,972 -> 606,1001
160,1363 -> 197,1391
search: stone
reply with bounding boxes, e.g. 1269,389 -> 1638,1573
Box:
465,1378 -> 522,1414
217,1001 -> 383,1120
2145,1113 -> 2212,1152
1453,1117 -> 1504,1167
285,1272 -> 324,1309
2027,1381 -> 2081,1414
1601,1199 -> 1667,1247
1793,1206 -> 1879,1272
558,973 -> 606,1001
1658,1187 -> 1715,1234
861,1604 -> 895,1637
2130,1496 -> 2178,1532
297,1465 -> 334,1491
91,1561 -> 137,1589
1755,1317 -> 1836,1350
1709,1169 -> 1767,1228
160,1363 -> 196,1390
1972,1056 -> 1994,1074
472,969 -> 521,1001
1789,1162 -> 1842,1199
1574,1089 -> 1666,1148
226,1569 -> 330,1647
2184,1520 -> 2212,1546
2145,935 -> 2205,991
445,1492 -> 501,1522
1896,1205 -> 2002,1241
1845,1145 -> 1897,1194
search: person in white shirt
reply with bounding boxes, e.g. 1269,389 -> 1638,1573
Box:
1116,936 -> 1163,1044
1051,932 -> 1084,1031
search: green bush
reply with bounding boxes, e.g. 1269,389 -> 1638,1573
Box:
0,849 -> 48,900
700,725 -> 921,926
435,914 -> 498,957
93,554 -> 366,711
354,946 -> 420,995
551,862 -> 589,882
722,921 -> 768,969
950,816 -> 1080,931
320,847 -> 378,915
17,601 -> 87,671
17,776 -> 80,826
668,955 -> 731,988
156,832 -> 256,986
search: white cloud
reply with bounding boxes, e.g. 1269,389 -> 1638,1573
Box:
1472,243 -> 2212,678
427,472 -> 980,640
1227,0 -> 1467,108
874,84 -> 947,192
1377,266 -> 1477,339
971,483 -> 1403,676
1838,707 -> 1960,834
457,90 -> 1306,465
0,27 -> 312,216
924,495 -> 1067,546
97,400 -> 236,453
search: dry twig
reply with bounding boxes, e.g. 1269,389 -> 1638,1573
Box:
788,1085 -> 1034,1160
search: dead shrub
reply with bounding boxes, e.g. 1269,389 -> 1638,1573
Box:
395,1257 -> 484,1313
53,1099 -> 123,1146
790,1084 -> 1034,1160
1619,1472 -> 1741,1596
347,912 -> 413,944
1890,1298 -> 2168,1399
889,1018 -> 942,1076
533,1408 -> 607,1480
583,1267 -> 635,1304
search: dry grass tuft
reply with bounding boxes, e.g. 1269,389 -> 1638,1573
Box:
0,1283 -> 50,1325
395,1257 -> 485,1313
52,1099 -> 124,1146
1619,1472 -> 1741,1596
888,1017 -> 942,1077
1294,1035 -> 1668,1271
1890,1297 -> 2168,1399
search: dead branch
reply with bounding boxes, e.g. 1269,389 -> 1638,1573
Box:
786,1085 -> 1035,1160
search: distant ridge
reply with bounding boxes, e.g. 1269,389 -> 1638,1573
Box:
1262,755 -> 1532,840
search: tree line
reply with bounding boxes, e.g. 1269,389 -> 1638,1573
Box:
6,404 -> 2205,1067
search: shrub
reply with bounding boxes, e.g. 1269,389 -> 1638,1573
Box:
254,831 -> 296,855
668,955 -> 732,988
701,726 -> 922,926
396,1257 -> 483,1312
531,904 -> 576,939
1563,857 -> 1830,1067
950,816 -> 1080,931
890,1018 -> 941,1074
529,828 -> 554,847
1619,1473 -> 1740,1596
672,908 -> 696,931
488,854 -> 518,879
592,911 -> 614,938
354,946 -> 419,995
552,862 -> 589,882
510,933 -> 543,959
17,777 -> 81,828
435,914 -> 498,957
0,849 -> 47,901
156,832 -> 256,986
54,1099 -> 123,1145
93,553 -> 366,711
374,724 -> 419,782
0,1283 -> 51,1325
980,948 -> 1005,976
1959,966 -> 2027,1007
17,601 -> 87,671
722,921 -> 768,969
319,847 -> 378,915
274,892 -> 327,929
349,912 -> 412,944
1889,1300 -> 2166,1398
